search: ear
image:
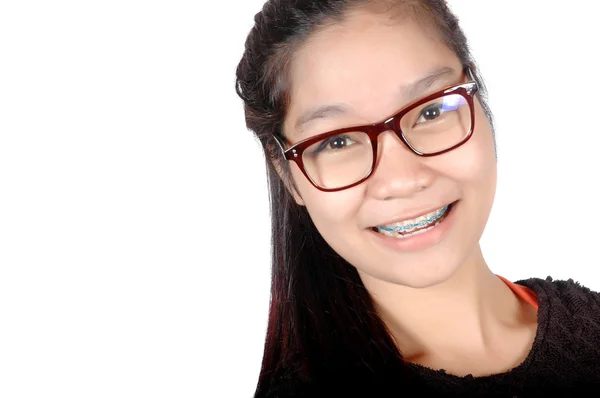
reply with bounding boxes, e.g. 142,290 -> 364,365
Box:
272,158 -> 305,206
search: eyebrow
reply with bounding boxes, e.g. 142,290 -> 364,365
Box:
293,66 -> 458,133
404,66 -> 457,102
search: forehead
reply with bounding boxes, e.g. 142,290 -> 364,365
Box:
284,9 -> 460,137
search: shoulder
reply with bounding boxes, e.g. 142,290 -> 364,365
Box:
252,364 -> 392,398
518,276 -> 600,312
253,381 -> 303,398
518,276 -> 600,366
253,368 -> 318,398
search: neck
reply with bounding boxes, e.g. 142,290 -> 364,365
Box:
360,246 -> 522,359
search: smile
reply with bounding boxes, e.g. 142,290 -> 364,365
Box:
373,203 -> 453,239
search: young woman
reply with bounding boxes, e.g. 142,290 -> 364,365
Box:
235,0 -> 600,395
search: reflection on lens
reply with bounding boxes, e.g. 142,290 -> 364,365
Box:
400,93 -> 470,154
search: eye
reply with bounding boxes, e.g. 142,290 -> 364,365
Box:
314,134 -> 356,153
416,103 -> 444,124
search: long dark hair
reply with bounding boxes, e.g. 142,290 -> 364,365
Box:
235,0 -> 495,393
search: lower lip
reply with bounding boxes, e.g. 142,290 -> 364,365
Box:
368,201 -> 458,252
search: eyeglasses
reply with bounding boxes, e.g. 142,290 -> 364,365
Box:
274,68 -> 479,192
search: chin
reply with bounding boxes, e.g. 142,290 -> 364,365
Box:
357,258 -> 463,290
394,270 -> 459,289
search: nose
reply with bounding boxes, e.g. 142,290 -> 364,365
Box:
366,130 -> 435,200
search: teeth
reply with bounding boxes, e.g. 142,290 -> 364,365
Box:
376,204 -> 449,233
403,222 -> 416,233
374,203 -> 452,239
394,224 -> 437,239
380,229 -> 393,237
393,224 -> 436,239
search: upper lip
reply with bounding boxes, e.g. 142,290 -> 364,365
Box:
370,201 -> 455,227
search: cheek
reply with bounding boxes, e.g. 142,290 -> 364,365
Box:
290,165 -> 364,228
442,124 -> 498,236
459,136 -> 496,180
439,108 -> 497,185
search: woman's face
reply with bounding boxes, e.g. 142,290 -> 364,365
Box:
282,10 -> 497,288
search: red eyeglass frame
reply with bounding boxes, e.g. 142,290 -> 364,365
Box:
273,67 -> 479,192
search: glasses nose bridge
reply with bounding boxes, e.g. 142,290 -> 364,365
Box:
368,116 -> 413,170
374,115 -> 402,141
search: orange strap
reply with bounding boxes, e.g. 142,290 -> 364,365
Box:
497,275 -> 538,310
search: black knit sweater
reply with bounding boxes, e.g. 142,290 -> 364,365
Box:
255,278 -> 600,397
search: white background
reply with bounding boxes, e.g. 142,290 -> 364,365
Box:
0,1 -> 599,397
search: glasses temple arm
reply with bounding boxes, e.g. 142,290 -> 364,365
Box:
272,133 -> 287,157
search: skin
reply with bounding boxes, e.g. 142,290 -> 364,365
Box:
280,9 -> 537,376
